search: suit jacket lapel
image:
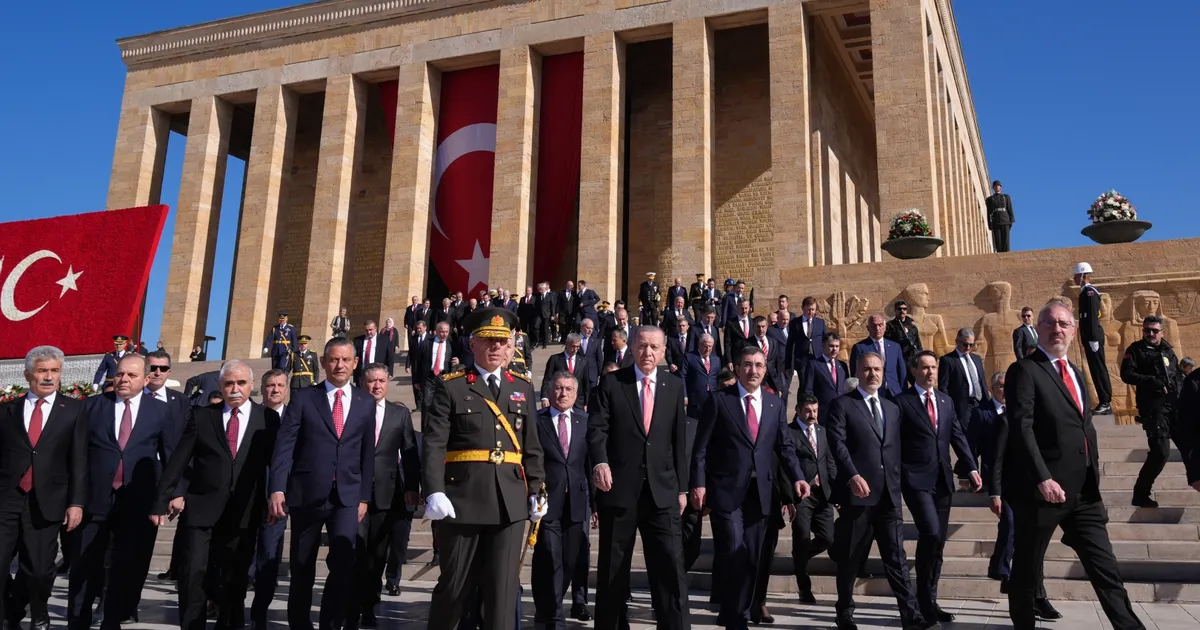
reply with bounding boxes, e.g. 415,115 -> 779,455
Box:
213,409 -> 234,458
623,373 -> 646,436
724,391 -> 753,445
539,411 -> 565,458
1034,353 -> 1083,419
759,397 -> 778,450
853,393 -> 883,441
232,405 -> 263,480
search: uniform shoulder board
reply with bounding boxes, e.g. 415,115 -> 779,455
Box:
508,368 -> 531,383
441,368 -> 467,382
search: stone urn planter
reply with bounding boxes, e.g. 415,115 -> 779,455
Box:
881,236 -> 944,260
1081,219 -> 1152,245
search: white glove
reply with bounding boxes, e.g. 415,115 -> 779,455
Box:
1089,341 -> 1100,353
529,495 -> 548,523
424,492 -> 456,520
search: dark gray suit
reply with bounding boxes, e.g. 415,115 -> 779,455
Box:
1012,324 -> 1038,359
784,420 -> 836,594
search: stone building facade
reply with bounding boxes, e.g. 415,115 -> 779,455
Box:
109,0 -> 991,360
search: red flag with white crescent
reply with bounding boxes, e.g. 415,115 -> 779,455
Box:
429,65 -> 499,295
0,206 -> 169,359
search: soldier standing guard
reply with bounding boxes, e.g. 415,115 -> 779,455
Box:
92,334 -> 131,392
263,312 -> 298,370
639,271 -> 660,327
511,328 -> 534,380
422,307 -> 547,630
1074,262 -> 1113,414
290,335 -> 320,390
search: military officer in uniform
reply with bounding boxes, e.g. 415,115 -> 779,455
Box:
422,307 -> 547,630
290,335 -> 320,390
1074,263 -> 1113,414
92,335 -> 132,392
986,180 -> 1015,253
639,272 -> 661,327
511,328 -> 535,380
263,312 -> 298,370
688,273 -> 706,321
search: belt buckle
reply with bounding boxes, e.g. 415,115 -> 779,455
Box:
489,448 -> 505,465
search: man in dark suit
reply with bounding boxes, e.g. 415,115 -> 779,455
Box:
540,335 -> 591,411
519,287 -> 539,339
787,297 -> 826,378
143,350 -> 192,584
782,394 -> 835,604
0,346 -> 87,630
724,300 -> 753,371
602,328 -> 635,370
662,296 -> 694,338
899,351 -> 981,623
349,365 -> 419,627
849,314 -> 906,400
688,274 -> 706,318
681,335 -> 720,417
436,297 -> 456,328
404,295 -> 425,351
577,280 -> 600,332
536,283 -> 557,349
70,354 -> 175,630
986,180 -> 1015,253
747,317 -> 786,399
249,370 -> 289,630
666,277 -> 688,310
825,352 -> 931,630
413,322 -> 458,412
691,346 -> 810,630
801,333 -> 849,423
151,360 -> 279,630
603,308 -> 635,354
938,328 -> 989,452
1002,301 -> 1142,630
1012,307 -> 1039,358
353,320 -> 394,386
184,370 -> 221,407
268,337 -> 376,630
559,281 -> 580,341
577,319 -> 604,386
532,372 -> 593,629
665,318 -> 693,376
693,309 -> 722,363
587,326 -> 690,630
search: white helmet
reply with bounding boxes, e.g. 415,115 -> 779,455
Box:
1074,262 -> 1093,276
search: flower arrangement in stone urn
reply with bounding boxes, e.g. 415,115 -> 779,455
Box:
1082,189 -> 1152,244
881,209 -> 944,259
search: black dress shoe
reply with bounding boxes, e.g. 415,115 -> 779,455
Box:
999,576 -> 1010,594
360,610 -> 378,628
1092,403 -> 1112,415
1132,496 -> 1159,508
570,607 -> 592,622
157,569 -> 176,580
6,620 -> 22,630
754,607 -> 774,624
56,563 -> 70,576
903,623 -> 941,630
427,552 -> 440,566
798,590 -> 817,605
207,600 -> 219,619
933,608 -> 955,623
1033,598 -> 1063,620
385,581 -> 400,597
32,616 -> 50,630
835,614 -> 858,630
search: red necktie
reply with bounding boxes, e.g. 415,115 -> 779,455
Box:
433,341 -> 444,376
365,336 -> 373,362
567,354 -> 575,374
760,338 -> 768,357
829,359 -> 838,386
333,390 -> 345,439
113,399 -> 133,489
558,412 -> 570,456
1058,358 -> 1088,460
227,407 -> 241,459
926,391 -> 938,431
745,394 -> 758,443
703,355 -> 710,374
21,398 -> 45,492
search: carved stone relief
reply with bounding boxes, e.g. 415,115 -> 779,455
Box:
972,281 -> 1022,379
900,283 -> 952,356
822,292 -> 869,362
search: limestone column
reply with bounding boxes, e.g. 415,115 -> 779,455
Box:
577,33 -> 625,303
871,0 -> 937,259
160,96 -> 232,360
489,46 -> 540,292
670,19 -> 714,280
381,63 -> 439,319
226,85 -> 298,359
301,74 -> 367,342
769,3 -> 815,277
107,101 -> 170,210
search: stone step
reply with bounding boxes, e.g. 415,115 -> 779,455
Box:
1098,448 -> 1183,463
1093,436 -> 1160,449
1103,489 -> 1200,507
1102,474 -> 1194,490
1104,461 -> 1188,476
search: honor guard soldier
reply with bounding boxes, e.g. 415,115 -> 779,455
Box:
422,307 -> 547,630
638,271 -> 661,327
263,312 -> 298,370
92,335 -> 132,392
1073,262 -> 1113,414
511,328 -> 534,380
290,335 -> 320,390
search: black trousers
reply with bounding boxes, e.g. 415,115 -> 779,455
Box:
1083,339 -> 1112,406
384,510 -> 414,583
903,486 -> 953,618
991,223 -> 1011,252
67,496 -> 156,630
249,516 -> 287,626
1009,485 -> 1143,629
178,524 -> 257,630
427,520 -> 525,630
791,492 -> 834,593
354,505 -> 408,617
531,518 -> 586,630
595,484 -> 689,630
751,506 -> 784,612
0,491 -> 60,624
568,513 -> 591,610
1134,409 -> 1172,499
536,317 -> 551,348
832,493 -> 922,626
680,507 -> 703,572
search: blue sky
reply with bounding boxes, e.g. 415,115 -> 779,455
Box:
1,1 -> 1196,359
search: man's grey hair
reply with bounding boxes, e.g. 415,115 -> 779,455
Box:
635,326 -> 664,342
219,359 -> 255,383
1039,300 -> 1075,326
699,333 -> 714,344
363,363 -> 389,378
956,327 -> 975,342
565,333 -> 582,345
991,372 -> 1006,387
868,313 -> 886,325
611,328 -> 628,342
25,346 -> 64,373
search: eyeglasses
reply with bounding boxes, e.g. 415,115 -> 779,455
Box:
148,365 -> 170,373
959,342 -> 976,348
1143,328 -> 1163,335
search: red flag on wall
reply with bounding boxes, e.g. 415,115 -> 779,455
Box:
0,205 -> 168,359
533,52 -> 584,284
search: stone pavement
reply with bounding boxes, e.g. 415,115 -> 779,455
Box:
39,574 -> 1200,629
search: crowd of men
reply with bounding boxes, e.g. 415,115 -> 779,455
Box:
5,261 -> 1200,630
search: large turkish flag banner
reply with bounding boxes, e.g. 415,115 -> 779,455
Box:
0,205 -> 169,359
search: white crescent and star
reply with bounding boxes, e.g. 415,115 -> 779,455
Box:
455,240 -> 490,293
0,250 -> 83,322
432,122 -> 496,291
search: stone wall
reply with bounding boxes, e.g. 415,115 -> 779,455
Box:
790,238 -> 1200,419
339,85 -> 393,326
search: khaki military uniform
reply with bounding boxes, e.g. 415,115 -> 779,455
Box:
290,349 -> 319,390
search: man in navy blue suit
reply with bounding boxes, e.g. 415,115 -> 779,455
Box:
825,352 -> 932,630
268,337 -> 375,630
897,351 -> 981,624
532,372 -> 593,629
681,335 -> 720,417
691,346 -> 810,630
801,333 -> 849,422
787,297 -> 826,380
938,328 -> 989,447
69,354 -> 175,630
849,314 -> 906,400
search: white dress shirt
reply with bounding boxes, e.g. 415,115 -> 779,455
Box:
914,384 -> 938,425
475,364 -> 505,389
375,400 -> 386,445
736,383 -> 763,420
993,398 -> 1005,415
114,394 -> 143,436
23,391 -> 57,432
364,334 -> 378,364
430,338 -> 449,371
551,407 -> 572,445
324,380 -> 354,417
633,366 -> 658,408
857,387 -> 882,416
222,403 -> 252,450
145,386 -> 169,403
